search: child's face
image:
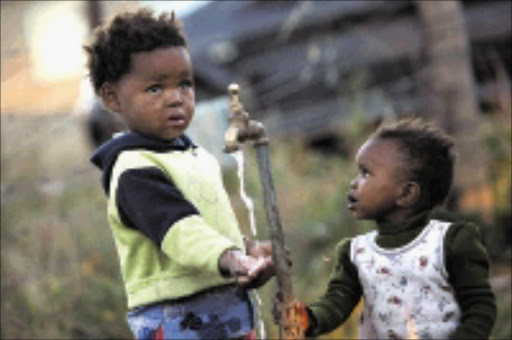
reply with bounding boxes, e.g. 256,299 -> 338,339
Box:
102,46 -> 195,141
347,137 -> 410,223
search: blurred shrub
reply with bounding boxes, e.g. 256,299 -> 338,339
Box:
1,114 -> 132,339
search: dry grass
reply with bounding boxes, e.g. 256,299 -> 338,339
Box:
1,113 -> 131,339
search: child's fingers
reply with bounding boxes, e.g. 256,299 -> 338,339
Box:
236,275 -> 251,286
244,257 -> 276,288
248,240 -> 272,258
232,256 -> 264,286
247,257 -> 269,276
260,241 -> 272,256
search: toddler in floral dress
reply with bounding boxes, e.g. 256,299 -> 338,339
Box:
289,118 -> 496,339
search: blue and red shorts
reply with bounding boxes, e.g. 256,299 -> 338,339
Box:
126,285 -> 256,340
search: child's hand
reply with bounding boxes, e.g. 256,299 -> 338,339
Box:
244,239 -> 279,288
219,249 -> 249,278
237,255 -> 273,288
218,249 -> 274,288
245,239 -> 272,258
245,239 -> 293,267
272,292 -> 309,333
242,255 -> 275,289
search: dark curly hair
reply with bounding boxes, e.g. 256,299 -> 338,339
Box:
83,8 -> 187,94
372,117 -> 456,211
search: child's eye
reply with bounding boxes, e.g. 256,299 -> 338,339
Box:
146,84 -> 162,93
360,167 -> 370,177
179,79 -> 193,90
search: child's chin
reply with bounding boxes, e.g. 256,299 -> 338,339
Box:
158,131 -> 183,141
348,208 -> 359,217
353,212 -> 369,220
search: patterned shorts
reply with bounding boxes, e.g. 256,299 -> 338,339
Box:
126,285 -> 256,340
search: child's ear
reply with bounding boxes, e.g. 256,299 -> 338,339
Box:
99,82 -> 120,113
397,181 -> 420,208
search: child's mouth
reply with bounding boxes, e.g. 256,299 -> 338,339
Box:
347,194 -> 357,210
166,115 -> 186,127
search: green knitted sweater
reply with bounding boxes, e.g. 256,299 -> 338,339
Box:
91,132 -> 244,309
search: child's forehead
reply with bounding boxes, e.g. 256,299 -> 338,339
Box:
357,137 -> 406,164
129,46 -> 192,76
131,46 -> 190,62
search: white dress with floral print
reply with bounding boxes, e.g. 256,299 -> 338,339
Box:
350,219 -> 461,339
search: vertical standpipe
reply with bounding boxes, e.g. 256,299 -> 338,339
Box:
223,83 -> 305,339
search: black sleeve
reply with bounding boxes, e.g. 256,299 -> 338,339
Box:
116,167 -> 199,246
445,222 -> 497,339
306,239 -> 362,337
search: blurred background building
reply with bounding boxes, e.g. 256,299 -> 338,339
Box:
2,0 -> 510,213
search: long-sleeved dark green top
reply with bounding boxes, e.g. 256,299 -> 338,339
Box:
306,210 -> 497,339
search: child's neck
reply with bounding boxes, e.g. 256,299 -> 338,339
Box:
374,210 -> 431,249
376,210 -> 430,235
375,207 -> 417,230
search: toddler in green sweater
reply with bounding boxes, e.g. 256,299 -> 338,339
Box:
86,8 -> 274,340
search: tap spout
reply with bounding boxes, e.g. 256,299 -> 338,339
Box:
223,84 -> 268,153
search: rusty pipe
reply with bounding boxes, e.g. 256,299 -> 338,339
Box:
223,83 -> 304,339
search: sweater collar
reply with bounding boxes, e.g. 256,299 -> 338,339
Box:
376,210 -> 431,235
90,131 -> 196,194
373,210 -> 432,249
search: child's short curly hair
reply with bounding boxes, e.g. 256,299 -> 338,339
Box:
83,8 -> 187,94
373,117 -> 456,211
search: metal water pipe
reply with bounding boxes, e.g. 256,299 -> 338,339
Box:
223,83 -> 305,340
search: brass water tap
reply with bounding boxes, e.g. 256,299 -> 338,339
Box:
223,83 -> 268,153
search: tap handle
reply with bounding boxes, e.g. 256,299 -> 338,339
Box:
228,83 -> 240,102
228,83 -> 243,114
228,84 -> 242,107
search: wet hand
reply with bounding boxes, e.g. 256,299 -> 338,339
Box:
245,239 -> 272,258
244,240 -> 280,288
236,255 -> 274,288
245,239 -> 293,267
219,249 -> 271,288
218,248 -> 278,289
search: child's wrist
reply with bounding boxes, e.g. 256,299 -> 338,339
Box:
305,306 -> 315,335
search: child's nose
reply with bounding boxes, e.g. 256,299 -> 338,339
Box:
350,178 -> 357,189
164,89 -> 183,106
